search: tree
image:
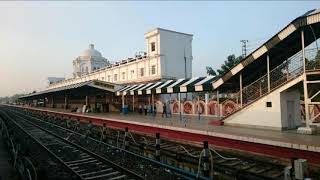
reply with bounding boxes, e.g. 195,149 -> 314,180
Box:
206,54 -> 243,76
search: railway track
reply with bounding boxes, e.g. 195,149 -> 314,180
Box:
1,106 -> 208,180
0,108 -> 143,180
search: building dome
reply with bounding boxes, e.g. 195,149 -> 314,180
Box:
79,44 -> 102,58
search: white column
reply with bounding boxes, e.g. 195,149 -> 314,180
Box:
302,30 -> 310,127
267,54 -> 271,92
239,73 -> 243,108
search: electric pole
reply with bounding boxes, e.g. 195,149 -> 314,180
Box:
240,40 -> 249,58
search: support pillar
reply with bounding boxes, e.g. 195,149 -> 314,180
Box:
239,73 -> 243,108
132,95 -> 135,112
267,54 -> 271,92
179,93 -> 182,121
51,96 -> 55,108
216,90 -> 220,117
205,93 -> 209,115
197,95 -> 200,120
85,95 -> 89,106
152,93 -> 154,115
64,94 -> 68,109
302,29 -> 310,128
122,94 -> 125,113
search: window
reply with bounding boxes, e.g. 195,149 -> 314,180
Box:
266,102 -> 272,107
151,65 -> 156,75
131,70 -> 134,78
101,77 -> 104,81
107,75 -> 111,82
151,42 -> 155,52
93,67 -> 96,71
114,74 -> 118,81
122,72 -> 125,80
140,68 -> 144,77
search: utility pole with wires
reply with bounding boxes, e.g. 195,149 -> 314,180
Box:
240,40 -> 249,58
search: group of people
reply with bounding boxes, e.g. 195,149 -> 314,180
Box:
138,102 -> 171,118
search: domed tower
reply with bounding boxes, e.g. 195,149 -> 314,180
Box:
73,44 -> 109,78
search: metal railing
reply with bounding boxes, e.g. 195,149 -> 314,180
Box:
227,48 -> 319,117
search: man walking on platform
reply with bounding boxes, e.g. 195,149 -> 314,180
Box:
162,103 -> 167,118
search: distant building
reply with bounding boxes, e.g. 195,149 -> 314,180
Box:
72,44 -> 110,78
47,77 -> 65,84
48,28 -> 193,89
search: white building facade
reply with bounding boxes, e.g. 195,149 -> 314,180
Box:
48,28 -> 193,89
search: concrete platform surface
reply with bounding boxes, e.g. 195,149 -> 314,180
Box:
19,106 -> 320,154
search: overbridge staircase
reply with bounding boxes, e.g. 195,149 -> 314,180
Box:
219,48 -> 320,129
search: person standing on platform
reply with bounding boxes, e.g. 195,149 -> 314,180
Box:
153,104 -> 157,116
162,103 -> 167,118
144,104 -> 147,115
139,104 -> 143,115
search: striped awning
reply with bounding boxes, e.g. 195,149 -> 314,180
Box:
194,76 -> 216,92
129,84 -> 145,95
156,80 -> 175,94
137,83 -> 154,95
146,81 -> 164,94
167,78 -> 188,93
179,77 -> 206,92
115,77 -> 218,96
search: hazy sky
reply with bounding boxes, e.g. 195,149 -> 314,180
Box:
0,1 -> 319,97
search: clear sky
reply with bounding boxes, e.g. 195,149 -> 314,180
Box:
0,1 -> 319,97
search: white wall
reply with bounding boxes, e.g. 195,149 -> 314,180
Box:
224,76 -> 303,130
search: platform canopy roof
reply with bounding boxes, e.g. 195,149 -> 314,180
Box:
211,9 -> 320,92
116,76 -> 217,96
20,80 -> 121,99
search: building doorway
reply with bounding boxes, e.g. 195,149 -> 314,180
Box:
287,100 -> 296,129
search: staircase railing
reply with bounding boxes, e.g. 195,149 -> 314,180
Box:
224,48 -> 319,117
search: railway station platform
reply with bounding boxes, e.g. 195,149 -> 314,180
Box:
10,105 -> 320,166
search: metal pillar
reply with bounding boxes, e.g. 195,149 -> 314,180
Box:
85,95 -> 89,106
152,93 -> 154,115
132,95 -> 135,112
216,90 -> 220,117
64,94 -> 68,109
205,93 -> 209,115
51,96 -> 54,108
267,54 -> 271,92
302,30 -> 310,128
155,133 -> 160,161
198,95 -> 200,120
239,73 -> 243,108
179,93 -> 182,121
